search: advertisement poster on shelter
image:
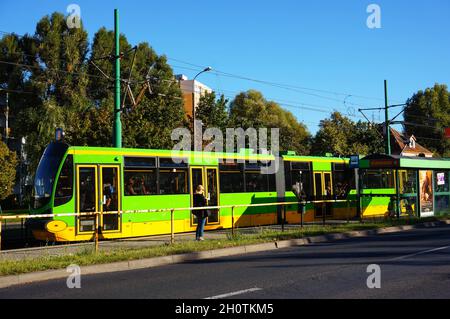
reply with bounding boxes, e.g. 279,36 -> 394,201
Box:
419,170 -> 434,217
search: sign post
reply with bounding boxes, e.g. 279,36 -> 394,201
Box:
349,155 -> 361,220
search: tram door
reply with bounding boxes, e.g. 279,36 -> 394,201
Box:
313,172 -> 333,218
77,166 -> 98,233
100,166 -> 121,232
190,167 -> 220,225
77,165 -> 121,234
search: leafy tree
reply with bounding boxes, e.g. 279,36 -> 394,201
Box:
1,11 -> 186,173
196,91 -> 229,130
311,112 -> 384,156
0,139 -> 18,201
404,84 -> 450,156
354,121 -> 385,154
229,90 -> 311,155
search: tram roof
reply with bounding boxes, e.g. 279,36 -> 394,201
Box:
360,154 -> 450,170
67,145 -> 275,164
65,145 -> 349,164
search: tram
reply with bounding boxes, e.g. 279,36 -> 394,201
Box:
28,136 -> 360,242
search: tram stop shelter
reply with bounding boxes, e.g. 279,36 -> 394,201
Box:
358,154 -> 450,219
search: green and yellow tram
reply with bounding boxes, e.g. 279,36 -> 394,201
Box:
29,139 -> 360,242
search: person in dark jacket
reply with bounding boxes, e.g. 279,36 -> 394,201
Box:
193,185 -> 207,241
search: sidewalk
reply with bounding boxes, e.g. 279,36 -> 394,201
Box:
0,222 -> 356,261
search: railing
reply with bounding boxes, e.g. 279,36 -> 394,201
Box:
0,199 -> 357,253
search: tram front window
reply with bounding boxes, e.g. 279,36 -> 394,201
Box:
33,142 -> 69,209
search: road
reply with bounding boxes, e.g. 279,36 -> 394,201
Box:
1,225 -> 450,299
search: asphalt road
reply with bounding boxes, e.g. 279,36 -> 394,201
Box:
1,225 -> 450,299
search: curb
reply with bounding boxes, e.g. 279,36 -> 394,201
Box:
1,220 -> 449,289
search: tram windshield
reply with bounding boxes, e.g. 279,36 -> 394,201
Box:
33,142 -> 69,209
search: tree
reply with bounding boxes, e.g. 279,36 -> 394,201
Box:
86,29 -> 186,150
311,112 -> 384,156
0,139 -> 17,201
354,121 -> 385,154
9,12 -> 90,171
1,11 -> 187,173
404,84 -> 450,157
196,91 -> 229,130
229,90 -> 311,155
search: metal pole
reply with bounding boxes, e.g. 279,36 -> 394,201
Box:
300,202 -> 304,228
282,205 -> 286,232
192,90 -> 196,150
113,9 -> 122,148
231,206 -> 235,237
395,170 -> 401,219
94,212 -> 99,253
355,168 -> 362,223
384,80 -> 391,155
322,203 -> 326,226
170,209 -> 174,244
416,170 -> 421,219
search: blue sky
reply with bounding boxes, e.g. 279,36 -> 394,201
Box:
1,0 -> 449,135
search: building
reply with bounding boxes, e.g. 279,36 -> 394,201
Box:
176,74 -> 212,118
389,127 -> 433,158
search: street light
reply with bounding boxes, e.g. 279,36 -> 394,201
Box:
192,67 -> 212,150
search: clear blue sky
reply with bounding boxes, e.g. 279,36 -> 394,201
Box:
1,0 -> 449,134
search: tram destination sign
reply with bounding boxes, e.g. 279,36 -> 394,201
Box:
369,159 -> 400,168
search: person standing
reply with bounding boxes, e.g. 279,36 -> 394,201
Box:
193,185 -> 207,241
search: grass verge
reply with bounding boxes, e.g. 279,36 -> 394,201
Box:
0,216 -> 448,276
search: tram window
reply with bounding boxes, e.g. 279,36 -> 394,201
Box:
219,161 -> 245,193
399,170 -> 417,194
290,162 -> 312,198
361,169 -> 395,189
332,163 -> 354,199
54,155 -> 73,206
291,170 -> 312,198
219,171 -> 245,193
124,157 -> 156,168
245,172 -> 268,192
284,163 -> 292,190
159,157 -> 188,168
268,173 -> 277,192
291,162 -> 310,171
159,169 -> 188,194
124,170 -> 157,196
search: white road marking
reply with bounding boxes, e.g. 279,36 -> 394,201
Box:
389,245 -> 450,261
205,288 -> 262,299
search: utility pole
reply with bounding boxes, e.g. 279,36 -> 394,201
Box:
113,9 -> 122,148
384,80 -> 391,155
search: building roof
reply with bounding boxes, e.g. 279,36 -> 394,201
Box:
389,127 -> 433,156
